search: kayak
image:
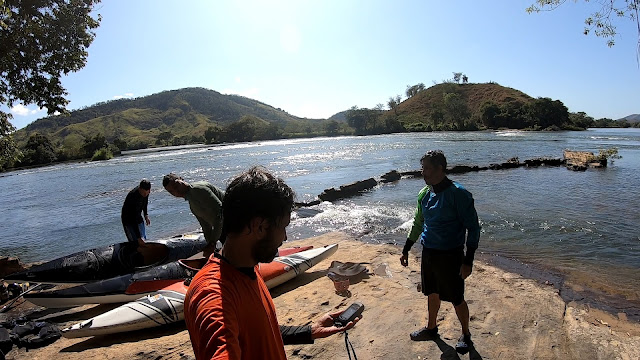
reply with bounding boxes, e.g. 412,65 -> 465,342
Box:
24,246 -> 314,308
5,233 -> 208,285
61,244 -> 338,338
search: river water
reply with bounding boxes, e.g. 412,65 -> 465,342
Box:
1,129 -> 638,317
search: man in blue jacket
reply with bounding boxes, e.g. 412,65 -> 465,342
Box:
400,150 -> 480,355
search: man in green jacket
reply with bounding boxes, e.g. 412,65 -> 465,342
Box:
163,173 -> 224,257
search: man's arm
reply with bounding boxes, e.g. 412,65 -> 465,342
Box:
280,310 -> 360,345
143,196 -> 150,225
280,325 -> 313,345
401,186 -> 428,266
193,184 -> 224,244
195,214 -> 215,245
455,189 -> 480,279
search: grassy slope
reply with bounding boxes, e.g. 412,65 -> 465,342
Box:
397,82 -> 533,123
14,87 -> 308,145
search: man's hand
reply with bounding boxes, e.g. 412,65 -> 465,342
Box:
460,264 -> 472,279
145,215 -> 151,226
400,253 -> 409,267
310,310 -> 360,339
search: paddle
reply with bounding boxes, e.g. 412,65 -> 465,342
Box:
0,283 -> 53,313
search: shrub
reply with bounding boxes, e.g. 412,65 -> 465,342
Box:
91,148 -> 113,161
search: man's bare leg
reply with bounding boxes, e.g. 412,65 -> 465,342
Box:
427,293 -> 441,329
454,299 -> 470,334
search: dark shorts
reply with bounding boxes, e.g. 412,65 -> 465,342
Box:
123,223 -> 142,244
420,247 -> 465,306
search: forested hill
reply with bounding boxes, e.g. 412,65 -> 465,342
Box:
13,87 -> 342,161
19,87 -> 307,140
398,82 -> 532,120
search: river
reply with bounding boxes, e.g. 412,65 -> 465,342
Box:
1,128 -> 638,318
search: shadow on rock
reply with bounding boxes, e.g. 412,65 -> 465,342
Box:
434,337 -> 483,360
271,270 -> 330,298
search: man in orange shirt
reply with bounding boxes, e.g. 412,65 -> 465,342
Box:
184,166 -> 358,360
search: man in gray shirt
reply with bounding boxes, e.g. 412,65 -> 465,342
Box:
163,173 -> 224,257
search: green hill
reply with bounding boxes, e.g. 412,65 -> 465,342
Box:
398,82 -> 532,120
15,87 -> 320,149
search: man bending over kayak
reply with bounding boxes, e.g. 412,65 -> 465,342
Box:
163,173 -> 224,258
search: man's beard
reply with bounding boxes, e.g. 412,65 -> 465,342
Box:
252,233 -> 279,264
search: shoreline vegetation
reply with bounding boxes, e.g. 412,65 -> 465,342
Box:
1,233 -> 638,360
3,84 -> 639,172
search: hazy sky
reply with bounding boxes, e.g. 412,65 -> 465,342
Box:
6,0 -> 640,129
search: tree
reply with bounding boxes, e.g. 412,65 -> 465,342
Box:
526,97 -> 569,129
443,92 -> 471,128
462,74 -> 469,84
0,113 -> 21,170
406,83 -> 426,98
387,95 -> 402,115
452,72 -> 463,84
112,137 -> 128,151
569,111 -> 595,129
204,125 -> 223,144
0,0 -> 102,169
22,132 -> 57,165
324,120 -> 339,135
346,106 -> 368,134
157,130 -> 173,146
527,0 -> 640,48
480,101 -> 502,129
82,133 -> 107,157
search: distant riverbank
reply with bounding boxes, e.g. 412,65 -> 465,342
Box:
120,143 -> 211,156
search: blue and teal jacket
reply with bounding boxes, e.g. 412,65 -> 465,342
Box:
406,178 -> 480,263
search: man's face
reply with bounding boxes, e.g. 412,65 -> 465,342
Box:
421,159 -> 444,186
139,188 -> 151,197
252,213 -> 291,264
164,181 -> 185,198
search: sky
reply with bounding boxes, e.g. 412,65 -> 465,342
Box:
6,0 -> 640,130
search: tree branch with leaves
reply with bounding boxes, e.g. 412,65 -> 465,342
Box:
527,0 -> 640,48
0,0 -> 102,170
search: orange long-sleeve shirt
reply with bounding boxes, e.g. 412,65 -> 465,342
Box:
184,255 -> 286,360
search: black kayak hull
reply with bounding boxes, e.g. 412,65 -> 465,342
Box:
5,233 -> 206,285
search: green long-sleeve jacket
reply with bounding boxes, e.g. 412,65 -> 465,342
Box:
184,181 -> 224,245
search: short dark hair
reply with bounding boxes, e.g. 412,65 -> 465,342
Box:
420,150 -> 447,171
162,173 -> 182,188
223,166 -> 295,234
139,179 -> 151,190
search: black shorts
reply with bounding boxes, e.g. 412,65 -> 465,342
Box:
122,223 -> 140,244
420,247 -> 465,306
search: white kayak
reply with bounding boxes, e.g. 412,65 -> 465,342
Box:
61,244 -> 338,338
